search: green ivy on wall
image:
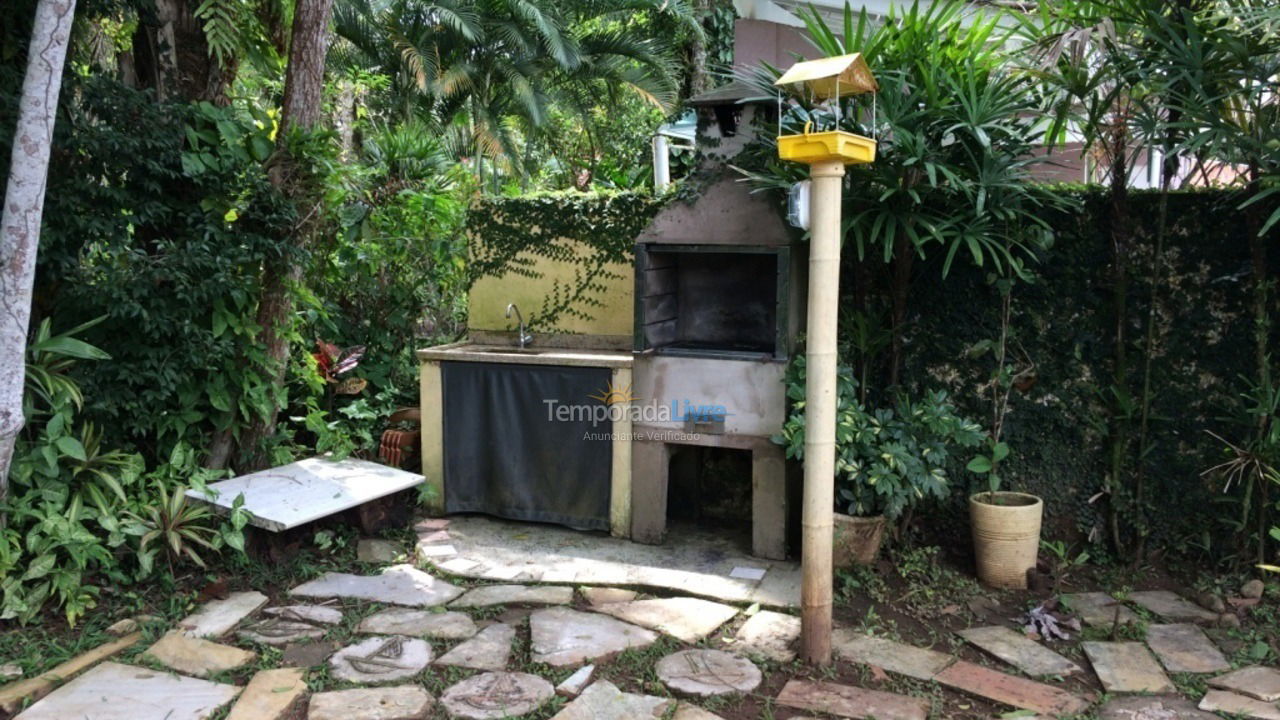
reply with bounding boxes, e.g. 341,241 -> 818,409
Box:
467,191 -> 665,330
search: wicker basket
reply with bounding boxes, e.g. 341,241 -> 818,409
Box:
832,513 -> 887,568
969,492 -> 1043,589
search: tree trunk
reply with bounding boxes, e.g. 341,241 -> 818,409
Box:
0,0 -> 77,498
1245,161 -> 1270,565
1105,140 -> 1130,556
887,234 -> 913,387
131,0 -> 235,103
335,79 -> 356,161
686,0 -> 712,98
237,0 -> 335,471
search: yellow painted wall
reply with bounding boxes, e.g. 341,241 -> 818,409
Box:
468,238 -> 634,336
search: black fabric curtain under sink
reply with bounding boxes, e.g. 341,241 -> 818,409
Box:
441,361 -> 613,531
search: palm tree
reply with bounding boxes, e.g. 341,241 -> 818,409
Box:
739,0 -> 1059,386
331,0 -> 694,181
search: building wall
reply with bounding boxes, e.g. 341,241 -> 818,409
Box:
468,239 -> 634,339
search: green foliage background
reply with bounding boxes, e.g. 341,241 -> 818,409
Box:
899,188 -> 1272,557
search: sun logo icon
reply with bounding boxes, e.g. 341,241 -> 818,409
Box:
589,380 -> 636,406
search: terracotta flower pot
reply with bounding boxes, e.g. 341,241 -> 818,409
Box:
832,513 -> 887,569
970,491 -> 1043,589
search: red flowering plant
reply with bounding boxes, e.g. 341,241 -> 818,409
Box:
313,340 -> 367,396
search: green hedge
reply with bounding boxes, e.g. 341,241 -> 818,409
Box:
898,188 -> 1269,552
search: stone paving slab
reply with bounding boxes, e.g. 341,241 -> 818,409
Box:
178,590 -> 268,638
264,604 -> 343,625
449,584 -> 574,608
440,671 -> 554,719
1128,590 -> 1219,623
290,564 -> 462,607
1199,689 -> 1280,720
144,631 -> 256,677
226,668 -> 306,720
1145,623 -> 1231,673
730,609 -> 800,663
957,625 -> 1082,678
775,679 -> 928,720
358,539 -> 405,563
581,587 -> 637,606
13,661 -> 240,720
556,665 -> 594,698
239,618 -> 328,645
1097,695 -> 1220,720
307,686 -> 433,720
1061,592 -> 1140,627
655,649 -> 761,697
422,515 -> 800,607
329,636 -> 432,683
434,623 -> 514,671
934,660 -> 1091,716
591,597 -> 738,643
1210,666 -> 1280,702
671,704 -> 725,720
357,608 -> 478,639
831,629 -> 955,680
548,680 -> 671,720
529,607 -> 658,667
1082,641 -> 1175,693
0,632 -> 142,713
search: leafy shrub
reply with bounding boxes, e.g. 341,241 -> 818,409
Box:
1,325 -> 247,625
775,355 -> 984,520
39,79 -> 293,461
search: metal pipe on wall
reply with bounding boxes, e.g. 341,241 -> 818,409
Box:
652,134 -> 671,192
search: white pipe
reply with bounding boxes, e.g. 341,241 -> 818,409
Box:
652,134 -> 671,192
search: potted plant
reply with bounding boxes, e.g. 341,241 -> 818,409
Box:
776,356 -> 984,567
967,274 -> 1043,589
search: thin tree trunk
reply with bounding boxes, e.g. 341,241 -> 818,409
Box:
237,0 -> 335,471
887,235 -> 913,387
1106,142 -> 1130,556
335,79 -> 356,162
1245,161 -> 1270,565
687,0 -> 712,98
0,0 -> 77,498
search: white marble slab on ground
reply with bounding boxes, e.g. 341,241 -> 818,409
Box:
289,564 -> 462,607
418,515 -> 801,608
185,457 -> 423,531
14,662 -> 240,720
177,590 -> 267,638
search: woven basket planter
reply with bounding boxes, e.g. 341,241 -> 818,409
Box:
970,492 -> 1043,589
832,513 -> 887,569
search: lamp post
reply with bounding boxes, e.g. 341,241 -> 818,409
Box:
774,53 -> 878,665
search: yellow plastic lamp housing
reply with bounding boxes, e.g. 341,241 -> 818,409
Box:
777,130 -> 876,165
774,53 -> 878,99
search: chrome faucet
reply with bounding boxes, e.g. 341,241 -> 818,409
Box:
506,303 -> 533,348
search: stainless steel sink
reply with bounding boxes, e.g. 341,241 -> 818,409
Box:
476,347 -> 548,355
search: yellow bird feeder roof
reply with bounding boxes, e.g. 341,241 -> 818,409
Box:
773,53 -> 878,99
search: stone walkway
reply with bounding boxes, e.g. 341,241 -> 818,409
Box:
414,515 -> 801,607
7,516 -> 1279,720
